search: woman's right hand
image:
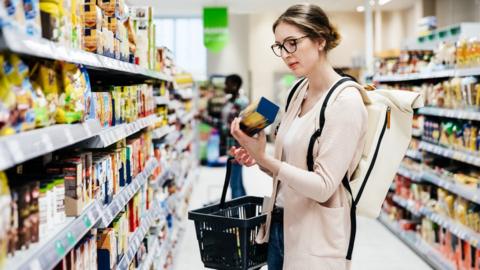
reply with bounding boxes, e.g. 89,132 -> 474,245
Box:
230,146 -> 257,167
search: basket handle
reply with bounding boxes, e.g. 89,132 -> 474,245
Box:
219,157 -> 235,209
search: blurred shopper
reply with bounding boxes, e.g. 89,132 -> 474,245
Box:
222,74 -> 249,198
230,4 -> 367,270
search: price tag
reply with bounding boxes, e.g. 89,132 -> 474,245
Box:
66,231 -> 76,246
83,214 -> 92,228
55,240 -> 66,256
29,259 -> 42,270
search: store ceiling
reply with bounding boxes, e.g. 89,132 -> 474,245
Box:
127,0 -> 418,16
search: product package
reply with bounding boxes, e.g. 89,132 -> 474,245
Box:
58,62 -> 87,124
239,97 -> 279,136
23,0 -> 42,37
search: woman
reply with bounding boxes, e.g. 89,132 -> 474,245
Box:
230,4 -> 367,270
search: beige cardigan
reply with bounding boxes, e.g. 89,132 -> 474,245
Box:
258,79 -> 367,269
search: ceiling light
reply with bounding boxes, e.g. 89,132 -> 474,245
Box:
356,5 -> 365,12
379,0 -> 392,5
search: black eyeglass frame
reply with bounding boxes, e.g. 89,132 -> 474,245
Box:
270,35 -> 310,57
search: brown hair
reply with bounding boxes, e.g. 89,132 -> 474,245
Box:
273,4 -> 340,52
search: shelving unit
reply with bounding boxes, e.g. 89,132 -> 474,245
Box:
392,195 -> 480,249
0,119 -> 101,171
0,26 -> 172,84
98,158 -> 158,228
6,201 -> 104,270
82,115 -> 159,148
419,107 -> 480,122
373,67 -> 480,83
117,204 -> 166,270
419,141 -> 480,167
405,149 -> 423,161
378,212 -> 456,270
397,165 -> 423,182
152,125 -> 175,140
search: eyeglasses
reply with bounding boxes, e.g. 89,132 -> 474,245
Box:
271,35 -> 309,57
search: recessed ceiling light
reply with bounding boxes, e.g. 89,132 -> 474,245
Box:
356,5 -> 365,12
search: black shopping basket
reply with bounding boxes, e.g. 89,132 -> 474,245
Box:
188,158 -> 268,270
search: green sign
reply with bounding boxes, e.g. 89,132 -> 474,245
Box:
203,7 -> 229,53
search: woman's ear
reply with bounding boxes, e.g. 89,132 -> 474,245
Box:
317,38 -> 326,51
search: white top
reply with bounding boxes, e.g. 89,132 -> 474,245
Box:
276,94 -> 323,207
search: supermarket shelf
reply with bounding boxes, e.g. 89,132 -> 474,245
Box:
392,196 -> 480,249
0,26 -> 172,83
0,119 -> 102,171
117,202 -> 165,270
392,195 -> 422,216
165,130 -> 181,146
98,158 -> 158,228
179,111 -> 195,124
397,165 -> 423,182
419,141 -> 480,167
374,69 -> 455,82
418,107 -> 480,121
176,133 -> 194,152
150,168 -> 172,190
156,96 -> 170,106
374,67 -> 480,83
422,171 -> 480,205
139,238 -> 160,270
152,125 -> 175,140
378,212 -> 455,270
405,149 -> 423,161
422,207 -> 480,249
83,115 -> 158,148
412,128 -> 423,137
9,200 -> 103,270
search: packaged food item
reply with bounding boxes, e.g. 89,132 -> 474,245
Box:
98,0 -> 115,16
5,55 -> 36,132
239,97 -> 280,136
0,172 -> 11,268
123,18 -> 137,62
4,0 -> 26,24
30,61 -> 60,126
22,0 -> 41,37
83,3 -> 102,28
57,62 -> 86,124
0,55 -> 17,136
97,228 -> 117,269
39,0 -> 61,41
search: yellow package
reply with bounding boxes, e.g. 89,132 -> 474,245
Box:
29,62 -> 59,126
0,54 -> 16,136
0,171 -> 11,268
57,62 -> 86,124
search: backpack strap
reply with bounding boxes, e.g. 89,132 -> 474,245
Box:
274,77 -> 307,136
285,77 -> 307,112
305,77 -> 357,261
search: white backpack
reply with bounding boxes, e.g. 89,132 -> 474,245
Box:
284,77 -> 423,260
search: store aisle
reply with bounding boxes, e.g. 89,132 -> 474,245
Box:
176,165 -> 432,270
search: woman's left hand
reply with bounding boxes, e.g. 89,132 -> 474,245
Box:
230,117 -> 267,163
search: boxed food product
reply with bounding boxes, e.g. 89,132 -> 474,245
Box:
83,3 -> 102,28
98,0 -> 115,17
239,97 -> 280,136
29,61 -> 60,126
39,1 -> 61,41
97,228 -> 117,269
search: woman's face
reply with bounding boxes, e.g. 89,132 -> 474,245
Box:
273,22 -> 325,77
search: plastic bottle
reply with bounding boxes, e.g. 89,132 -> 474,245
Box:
207,128 -> 220,165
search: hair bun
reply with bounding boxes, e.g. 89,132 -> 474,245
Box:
327,25 -> 341,51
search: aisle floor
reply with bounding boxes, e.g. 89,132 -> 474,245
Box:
175,165 -> 432,270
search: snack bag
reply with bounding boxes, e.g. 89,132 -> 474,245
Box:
5,55 -> 36,132
57,62 -> 86,124
0,54 -> 16,136
29,61 -> 59,126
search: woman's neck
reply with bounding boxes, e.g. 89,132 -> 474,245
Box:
305,59 -> 341,96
